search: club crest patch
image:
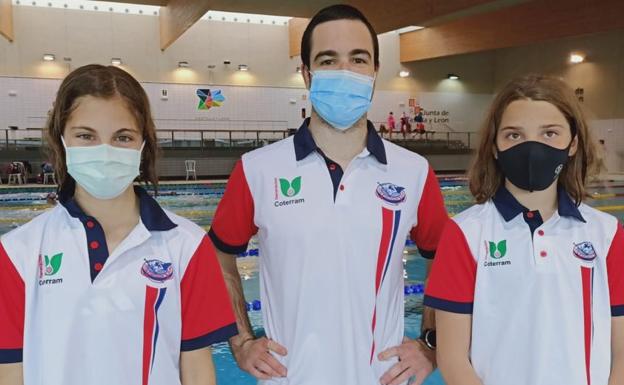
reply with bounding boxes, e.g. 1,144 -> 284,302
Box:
141,259 -> 174,283
573,242 -> 597,261
376,183 -> 407,205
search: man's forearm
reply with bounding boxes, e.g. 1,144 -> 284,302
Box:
421,305 -> 436,331
216,250 -> 255,346
421,260 -> 435,331
609,318 -> 624,385
0,363 -> 23,385
180,349 -> 216,385
439,361 -> 483,385
609,367 -> 624,385
226,272 -> 254,346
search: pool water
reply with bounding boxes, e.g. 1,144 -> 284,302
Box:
1,179 -> 623,385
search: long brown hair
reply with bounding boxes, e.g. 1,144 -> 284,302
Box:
45,64 -> 159,194
469,74 -> 597,205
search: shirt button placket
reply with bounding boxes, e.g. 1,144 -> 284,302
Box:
533,230 -> 550,268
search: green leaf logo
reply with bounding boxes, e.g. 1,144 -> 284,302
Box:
44,253 -> 63,276
488,242 -> 497,258
489,240 -> 507,259
279,176 -> 301,197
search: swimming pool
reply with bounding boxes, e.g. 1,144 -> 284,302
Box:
1,179 -> 623,385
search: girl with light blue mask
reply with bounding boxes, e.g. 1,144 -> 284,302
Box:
0,64 -> 237,385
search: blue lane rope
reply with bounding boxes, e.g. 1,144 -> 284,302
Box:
238,239 -> 417,258
245,283 -> 425,312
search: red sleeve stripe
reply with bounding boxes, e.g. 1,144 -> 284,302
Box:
424,220 -> 477,304
142,286 -> 160,385
181,237 -> 237,344
410,166 -> 449,256
607,223 -> 624,314
0,242 -> 24,361
209,161 -> 258,251
581,266 -> 593,385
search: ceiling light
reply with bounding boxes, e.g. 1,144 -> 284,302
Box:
43,54 -> 55,61
238,64 -> 249,71
399,70 -> 410,78
111,58 -> 122,66
570,53 -> 585,64
396,26 -> 425,34
447,74 -> 459,80
178,61 -> 190,68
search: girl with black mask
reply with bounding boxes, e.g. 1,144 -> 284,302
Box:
424,75 -> 624,385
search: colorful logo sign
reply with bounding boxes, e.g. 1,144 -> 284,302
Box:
376,183 -> 407,205
573,241 -> 597,261
488,240 -> 507,259
141,259 -> 174,283
196,89 -> 225,110
279,176 -> 302,198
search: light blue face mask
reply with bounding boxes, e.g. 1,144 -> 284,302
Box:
309,70 -> 375,131
62,137 -> 144,200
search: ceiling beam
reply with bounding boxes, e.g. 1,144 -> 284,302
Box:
203,1 -> 332,18
94,0 -> 168,6
0,0 -> 14,42
288,17 -> 308,58
348,0 -> 506,33
400,0 -> 624,62
159,0 -> 212,51
286,0 -> 509,58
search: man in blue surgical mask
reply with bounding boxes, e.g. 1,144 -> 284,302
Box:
211,5 -> 449,385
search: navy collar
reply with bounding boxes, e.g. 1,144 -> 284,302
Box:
492,184 -> 586,223
293,118 -> 387,165
59,182 -> 177,231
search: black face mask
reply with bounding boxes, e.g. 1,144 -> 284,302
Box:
496,141 -> 571,192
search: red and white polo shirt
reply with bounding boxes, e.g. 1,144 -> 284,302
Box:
425,185 -> 624,385
209,119 -> 448,385
0,184 -> 237,385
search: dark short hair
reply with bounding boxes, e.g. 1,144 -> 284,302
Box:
301,4 -> 379,69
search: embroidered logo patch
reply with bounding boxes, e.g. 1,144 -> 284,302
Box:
376,183 -> 407,205
43,253 -> 63,276
273,176 -> 305,208
573,242 -> 597,261
488,240 -> 507,259
483,240 -> 511,267
38,253 -> 64,286
279,176 -> 302,198
141,259 -> 174,283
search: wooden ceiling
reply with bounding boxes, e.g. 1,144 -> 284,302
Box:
94,0 -> 524,51
4,0 -> 617,61
96,0 -> 517,33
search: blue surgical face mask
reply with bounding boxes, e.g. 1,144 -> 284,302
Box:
309,70 -> 375,131
62,137 -> 144,200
